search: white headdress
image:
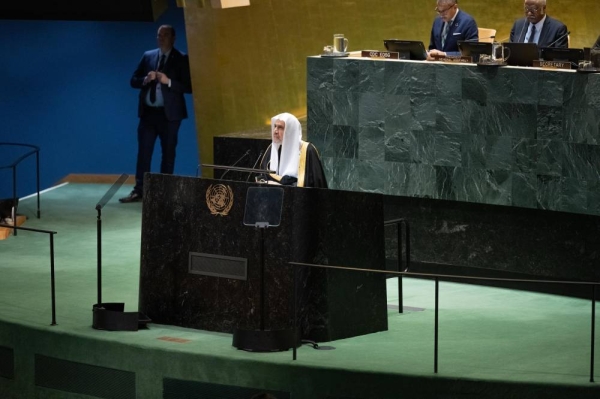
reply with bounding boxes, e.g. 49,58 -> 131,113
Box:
269,113 -> 302,178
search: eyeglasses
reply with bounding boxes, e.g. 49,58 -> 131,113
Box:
435,4 -> 455,14
524,7 -> 540,13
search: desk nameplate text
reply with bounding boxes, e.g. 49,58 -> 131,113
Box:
431,55 -> 473,63
533,60 -> 572,70
361,50 -> 399,60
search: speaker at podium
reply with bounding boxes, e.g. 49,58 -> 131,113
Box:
138,173 -> 388,345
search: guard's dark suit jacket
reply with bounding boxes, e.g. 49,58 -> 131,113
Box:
130,48 -> 192,121
593,35 -> 600,49
509,16 -> 568,48
429,10 -> 479,55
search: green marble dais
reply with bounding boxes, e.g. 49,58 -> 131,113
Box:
307,57 -> 600,216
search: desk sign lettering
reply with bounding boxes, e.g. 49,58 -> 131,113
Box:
533,60 -> 572,70
432,55 -> 473,63
361,50 -> 399,60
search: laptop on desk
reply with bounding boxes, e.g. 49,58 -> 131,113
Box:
383,40 -> 427,60
540,47 -> 585,68
458,41 -> 492,62
503,42 -> 539,67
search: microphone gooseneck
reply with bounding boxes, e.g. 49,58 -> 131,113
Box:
246,150 -> 265,182
545,30 -> 571,48
518,20 -> 527,43
220,149 -> 250,180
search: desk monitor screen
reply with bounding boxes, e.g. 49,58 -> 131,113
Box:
540,47 -> 585,68
383,40 -> 427,60
504,42 -> 539,67
458,41 -> 492,62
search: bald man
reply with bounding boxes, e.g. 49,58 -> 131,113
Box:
510,0 -> 568,48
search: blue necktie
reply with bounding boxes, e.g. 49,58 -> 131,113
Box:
527,24 -> 536,44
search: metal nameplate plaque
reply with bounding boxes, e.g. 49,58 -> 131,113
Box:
361,50 -> 399,60
533,60 -> 572,70
432,55 -> 473,63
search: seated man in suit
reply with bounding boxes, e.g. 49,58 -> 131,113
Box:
592,35 -> 600,67
509,0 -> 568,48
258,113 -> 327,188
428,0 -> 478,59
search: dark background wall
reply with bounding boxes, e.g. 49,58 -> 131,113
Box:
0,0 -> 197,199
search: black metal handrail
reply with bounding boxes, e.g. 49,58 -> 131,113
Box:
289,261 -> 598,383
0,143 -> 41,236
0,224 -> 58,326
95,174 -> 129,305
384,218 -> 410,313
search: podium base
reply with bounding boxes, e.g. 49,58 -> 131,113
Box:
232,327 -> 301,352
92,303 -> 151,331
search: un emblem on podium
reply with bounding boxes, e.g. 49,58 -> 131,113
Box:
206,184 -> 234,216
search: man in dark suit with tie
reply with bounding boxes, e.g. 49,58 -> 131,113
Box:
428,0 -> 478,58
509,0 -> 568,48
120,24 -> 192,203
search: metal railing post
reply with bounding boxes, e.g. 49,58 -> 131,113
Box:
591,285 -> 596,383
36,148 -> 41,218
385,218 -> 411,314
50,233 -> 57,326
398,222 -> 403,314
435,277 -> 439,374
293,266 -> 298,361
12,165 -> 18,236
0,224 -> 58,325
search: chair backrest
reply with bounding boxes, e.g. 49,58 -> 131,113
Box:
478,28 -> 497,43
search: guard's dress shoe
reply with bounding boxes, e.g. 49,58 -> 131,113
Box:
119,191 -> 143,203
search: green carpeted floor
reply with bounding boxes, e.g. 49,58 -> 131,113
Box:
0,183 -> 598,399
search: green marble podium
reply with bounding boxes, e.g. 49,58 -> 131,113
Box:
307,57 -> 600,217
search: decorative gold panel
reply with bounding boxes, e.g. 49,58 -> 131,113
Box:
211,0 -> 250,8
182,0 -> 600,170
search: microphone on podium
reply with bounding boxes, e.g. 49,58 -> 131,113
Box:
518,21 -> 527,43
220,150 -> 250,180
545,31 -> 571,48
246,150 -> 265,182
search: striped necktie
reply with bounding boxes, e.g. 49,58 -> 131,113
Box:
441,22 -> 451,49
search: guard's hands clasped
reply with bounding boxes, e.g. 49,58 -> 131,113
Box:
143,71 -> 169,85
143,71 -> 157,85
157,72 -> 170,84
